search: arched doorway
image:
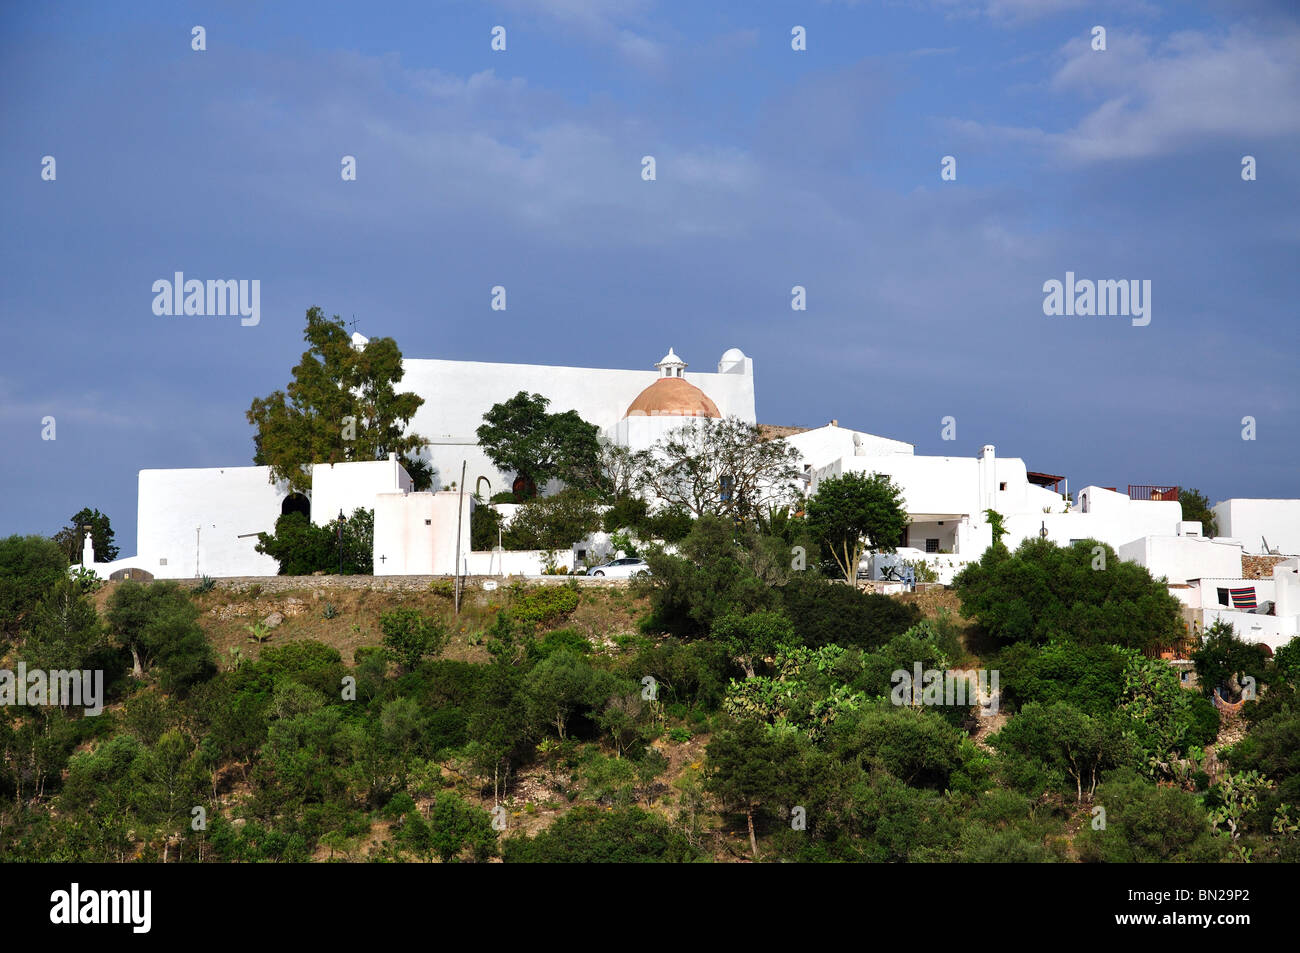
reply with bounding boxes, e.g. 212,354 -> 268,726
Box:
281,492 -> 310,519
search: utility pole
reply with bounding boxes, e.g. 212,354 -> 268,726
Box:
454,460 -> 467,615
338,509 -> 346,574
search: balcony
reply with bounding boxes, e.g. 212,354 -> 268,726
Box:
1128,484 -> 1180,502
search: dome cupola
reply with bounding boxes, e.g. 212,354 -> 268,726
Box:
625,348 -> 721,418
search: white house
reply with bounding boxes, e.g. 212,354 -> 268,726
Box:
1172,557 -> 1300,650
1212,499 -> 1300,555
810,443 -> 1185,574
1117,530 -> 1243,585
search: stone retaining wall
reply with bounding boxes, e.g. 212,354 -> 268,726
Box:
209,574 -> 630,594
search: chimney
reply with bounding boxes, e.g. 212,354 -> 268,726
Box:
830,419 -> 838,428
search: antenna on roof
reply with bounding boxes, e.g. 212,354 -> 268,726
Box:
348,314 -> 360,333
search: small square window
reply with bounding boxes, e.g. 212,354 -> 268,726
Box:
424,519 -> 431,526
926,539 -> 940,553
999,482 -> 1007,491
159,558 -> 167,566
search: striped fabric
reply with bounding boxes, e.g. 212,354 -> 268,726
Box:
1229,586 -> 1257,610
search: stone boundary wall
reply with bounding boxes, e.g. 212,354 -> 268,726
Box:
208,574 -> 631,594
1243,554 -> 1291,579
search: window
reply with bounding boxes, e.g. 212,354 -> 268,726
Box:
159,558 -> 167,566
720,474 -> 734,503
999,482 -> 1007,491
424,519 -> 431,526
926,538 -> 940,553
576,549 -> 586,561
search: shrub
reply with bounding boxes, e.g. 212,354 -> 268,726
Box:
779,573 -> 922,651
254,508 -> 373,575
1076,768 -> 1227,862
953,538 -> 1184,653
508,585 -> 580,628
502,806 -> 701,862
502,489 -> 601,551
105,580 -> 216,694
0,534 -> 69,636
192,575 -> 216,594
380,608 -> 447,671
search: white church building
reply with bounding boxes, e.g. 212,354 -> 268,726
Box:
87,334 -> 1300,651
91,343 -> 756,581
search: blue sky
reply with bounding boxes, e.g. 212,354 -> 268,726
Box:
3,0 -> 1298,555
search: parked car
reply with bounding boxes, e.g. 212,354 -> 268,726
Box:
586,557 -> 651,578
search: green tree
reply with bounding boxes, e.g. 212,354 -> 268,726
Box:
522,649 -> 613,740
778,573 -> 921,651
502,806 -> 700,863
52,507 -> 119,564
428,791 -> 498,862
105,581 -> 215,691
255,507 -> 373,575
805,472 -> 908,583
635,416 -> 800,522
21,577 -> 107,671
471,500 -> 503,551
642,515 -> 784,639
991,701 -> 1132,803
1077,767 -> 1227,862
379,608 -> 447,672
1179,488 -> 1219,537
476,391 -> 601,498
502,488 -> 602,551
1192,619 -> 1269,701
0,535 -> 69,637
712,609 -> 795,678
246,307 -> 429,493
953,537 -> 1184,653
705,718 -> 803,857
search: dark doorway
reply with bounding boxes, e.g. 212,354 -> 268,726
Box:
281,493 -> 310,519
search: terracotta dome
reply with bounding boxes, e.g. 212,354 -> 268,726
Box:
625,376 -> 721,418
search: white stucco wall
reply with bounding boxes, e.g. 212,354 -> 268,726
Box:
1199,607 -> 1298,650
1212,499 -> 1300,555
784,424 -> 914,474
137,466 -> 286,578
310,456 -> 411,525
372,489 -> 471,575
402,348 -> 755,493
1117,535 -> 1243,585
464,549 -> 577,576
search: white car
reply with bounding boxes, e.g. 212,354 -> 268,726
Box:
586,557 -> 651,578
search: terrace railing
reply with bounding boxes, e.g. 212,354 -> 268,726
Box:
1128,484 -> 1180,502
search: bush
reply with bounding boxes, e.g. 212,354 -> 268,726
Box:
779,573 -> 921,651
1076,768 -> 1226,862
502,806 -> 701,862
953,538 -> 1184,653
502,489 -> 601,551
380,608 -> 447,671
471,503 -> 503,552
105,580 -> 216,693
508,585 -> 580,628
254,508 -> 373,575
0,535 -> 70,636
602,496 -> 649,534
